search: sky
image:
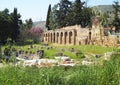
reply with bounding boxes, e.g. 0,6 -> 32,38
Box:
0,0 -> 118,22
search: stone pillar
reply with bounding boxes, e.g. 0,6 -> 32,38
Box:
58,33 -> 61,44
66,31 -> 69,45
48,33 -> 50,43
54,33 -> 56,43
50,33 -> 52,43
72,31 -> 75,45
55,32 -> 59,44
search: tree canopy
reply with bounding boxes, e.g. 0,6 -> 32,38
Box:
47,0 -> 92,29
0,8 -> 21,44
112,1 -> 120,31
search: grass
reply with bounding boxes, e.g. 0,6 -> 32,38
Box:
0,44 -> 120,84
1,44 -> 119,60
0,53 -> 120,85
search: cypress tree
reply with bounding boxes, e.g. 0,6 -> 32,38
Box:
46,4 -> 51,30
11,8 -> 21,42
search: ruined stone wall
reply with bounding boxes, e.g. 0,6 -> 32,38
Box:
43,25 -> 120,46
43,26 -> 78,45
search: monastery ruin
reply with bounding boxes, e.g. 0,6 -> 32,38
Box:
42,17 -> 120,46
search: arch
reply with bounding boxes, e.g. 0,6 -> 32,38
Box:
89,32 -> 91,40
69,31 -> 72,44
60,32 -> 63,44
53,32 -> 55,43
56,32 -> 59,43
64,32 -> 67,44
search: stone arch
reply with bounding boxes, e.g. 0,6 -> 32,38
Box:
60,32 -> 63,44
79,41 -> 81,45
69,31 -> 72,44
89,32 -> 91,40
56,32 -> 59,43
64,32 -> 67,44
53,32 -> 55,43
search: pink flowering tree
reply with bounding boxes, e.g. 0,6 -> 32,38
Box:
29,27 -> 43,43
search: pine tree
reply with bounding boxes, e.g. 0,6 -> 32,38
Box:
73,0 -> 84,25
46,4 -> 51,30
55,0 -> 72,28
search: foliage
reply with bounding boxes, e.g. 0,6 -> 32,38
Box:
112,1 -> 120,32
28,27 -> 43,43
46,4 -> 51,30
0,8 -> 21,44
49,5 -> 58,30
49,0 -> 92,29
25,18 -> 33,30
18,18 -> 33,45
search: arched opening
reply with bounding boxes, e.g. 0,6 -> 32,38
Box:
57,33 -> 59,43
53,33 -> 55,43
64,32 -> 67,44
89,32 -> 91,40
69,31 -> 72,44
79,41 -> 81,45
60,32 -> 63,44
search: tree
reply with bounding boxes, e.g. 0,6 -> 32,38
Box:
0,9 -> 12,43
10,8 -> 21,42
92,7 -> 110,27
72,0 -> 92,27
72,0 -> 84,25
80,7 -> 92,27
49,5 -> 59,30
49,0 -> 92,29
53,0 -> 72,28
18,18 -> 33,43
25,18 -> 33,30
29,27 -> 43,43
46,4 -> 51,30
112,1 -> 120,31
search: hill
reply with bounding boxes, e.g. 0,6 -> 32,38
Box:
33,21 -> 46,31
92,5 -> 114,13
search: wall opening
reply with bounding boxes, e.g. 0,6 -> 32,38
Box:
69,32 -> 72,44
64,32 -> 67,44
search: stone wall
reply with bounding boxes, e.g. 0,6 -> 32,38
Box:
42,17 -> 120,46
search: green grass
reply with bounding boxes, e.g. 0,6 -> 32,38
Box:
1,44 -> 119,60
0,53 -> 120,85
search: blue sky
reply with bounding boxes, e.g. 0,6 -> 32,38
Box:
0,0 -> 118,22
